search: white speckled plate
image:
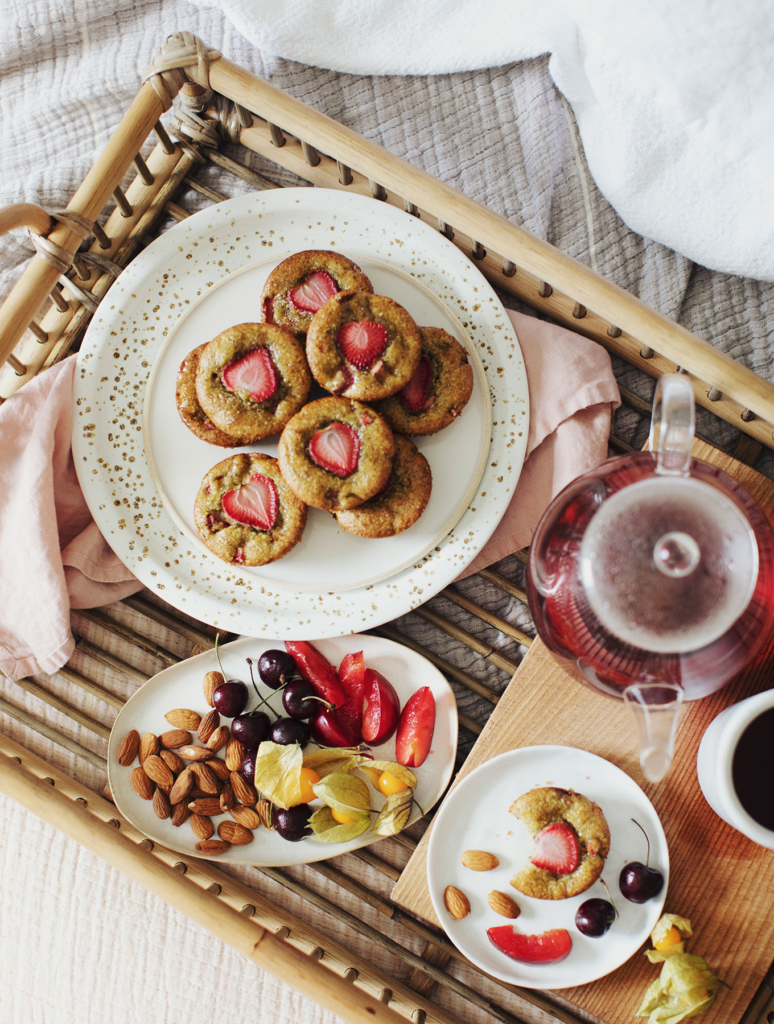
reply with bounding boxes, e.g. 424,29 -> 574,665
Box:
107,634 -> 457,866
73,189 -> 528,636
426,746 -> 668,989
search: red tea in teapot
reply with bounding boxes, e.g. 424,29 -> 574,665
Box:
528,451 -> 774,701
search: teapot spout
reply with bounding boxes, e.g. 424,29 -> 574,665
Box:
623,683 -> 683,783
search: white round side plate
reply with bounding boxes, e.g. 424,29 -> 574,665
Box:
72,188 -> 529,637
427,746 -> 668,989
107,634 -> 457,866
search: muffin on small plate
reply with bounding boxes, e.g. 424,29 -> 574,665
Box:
509,787 -> 610,900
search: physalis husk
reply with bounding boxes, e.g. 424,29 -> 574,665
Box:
357,760 -> 417,793
309,806 -> 371,843
302,747 -> 362,778
637,953 -> 718,1024
372,787 -> 414,837
646,914 -> 694,963
252,741 -> 302,810
312,771 -> 372,818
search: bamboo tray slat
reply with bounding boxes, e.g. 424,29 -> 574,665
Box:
0,29 -> 773,1024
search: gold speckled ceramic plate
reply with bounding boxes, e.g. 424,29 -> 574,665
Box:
73,189 -> 529,637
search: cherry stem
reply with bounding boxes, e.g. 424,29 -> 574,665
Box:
631,818 -> 651,867
214,632 -> 226,680
600,878 -> 619,920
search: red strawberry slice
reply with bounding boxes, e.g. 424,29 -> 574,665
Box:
530,822 -> 579,874
222,347 -> 277,403
288,270 -> 338,312
222,473 -> 278,530
337,321 -> 388,370
308,422 -> 360,477
397,354 -> 432,412
487,926 -> 572,965
263,296 -> 275,323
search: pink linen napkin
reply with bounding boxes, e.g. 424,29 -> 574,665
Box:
0,312 -> 619,680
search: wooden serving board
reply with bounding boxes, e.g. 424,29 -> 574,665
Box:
392,441 -> 774,1024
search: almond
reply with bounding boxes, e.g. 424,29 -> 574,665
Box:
165,708 -> 201,730
206,725 -> 229,754
218,821 -> 254,846
203,670 -> 223,708
191,761 -> 219,795
188,797 -> 223,816
225,737 -> 244,772
169,767 -> 195,805
171,801 -> 190,827
230,804 -> 261,830
208,757 -> 230,781
230,771 -> 256,806
159,749 -> 185,774
152,788 -> 171,820
219,783 -> 234,813
197,709 -> 220,744
444,886 -> 470,920
160,729 -> 192,750
195,839 -> 230,855
487,891 -> 521,919
190,813 -> 214,840
189,786 -> 213,800
257,798 -> 274,830
143,754 -> 175,791
131,765 -> 155,800
461,850 -> 499,871
178,744 -> 212,762
117,730 -> 140,766
139,732 -> 159,763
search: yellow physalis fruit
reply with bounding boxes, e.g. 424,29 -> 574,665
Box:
331,807 -> 357,824
296,767 -> 321,804
379,771 -> 410,797
654,925 -> 682,951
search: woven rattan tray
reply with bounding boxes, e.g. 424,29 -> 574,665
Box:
1,30 -> 773,1024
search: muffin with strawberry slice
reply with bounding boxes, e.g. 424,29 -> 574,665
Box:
194,453 -> 307,566
261,250 -> 373,336
334,435 -> 432,538
376,326 -> 474,436
278,396 -> 394,510
509,787 -> 610,900
176,344 -> 241,447
306,291 -> 422,401
196,323 -> 311,444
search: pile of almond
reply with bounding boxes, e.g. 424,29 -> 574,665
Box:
115,671 -> 272,856
442,848 -> 521,921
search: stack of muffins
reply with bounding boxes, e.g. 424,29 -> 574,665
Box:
176,250 -> 474,567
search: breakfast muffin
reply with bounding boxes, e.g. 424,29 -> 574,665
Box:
509,787 -> 610,900
261,250 -> 373,336
176,344 -> 241,447
334,435 -> 432,538
195,323 -> 311,444
194,452 -> 307,566
306,291 -> 422,401
278,396 -> 394,511
376,326 -> 474,435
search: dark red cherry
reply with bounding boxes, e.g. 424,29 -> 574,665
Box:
231,712 -> 271,747
270,717 -> 311,746
575,898 -> 616,936
282,679 -> 320,720
258,650 -> 297,689
213,680 -> 248,718
275,804 -> 313,842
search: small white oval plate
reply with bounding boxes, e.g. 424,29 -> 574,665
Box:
427,746 -> 668,990
143,254 -> 491,593
72,188 -> 529,638
108,634 -> 457,866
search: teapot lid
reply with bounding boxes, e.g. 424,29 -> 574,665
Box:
579,475 -> 758,653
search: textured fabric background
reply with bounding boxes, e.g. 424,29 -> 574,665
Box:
0,2 -> 772,1022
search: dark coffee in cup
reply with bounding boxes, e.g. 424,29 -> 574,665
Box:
731,706 -> 774,831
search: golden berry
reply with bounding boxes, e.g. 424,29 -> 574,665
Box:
379,771 -> 409,797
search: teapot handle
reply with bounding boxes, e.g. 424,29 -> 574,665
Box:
649,374 -> 695,476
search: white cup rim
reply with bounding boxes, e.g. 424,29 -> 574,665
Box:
715,689 -> 774,847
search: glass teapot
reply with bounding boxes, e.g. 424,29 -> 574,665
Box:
526,374 -> 774,782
